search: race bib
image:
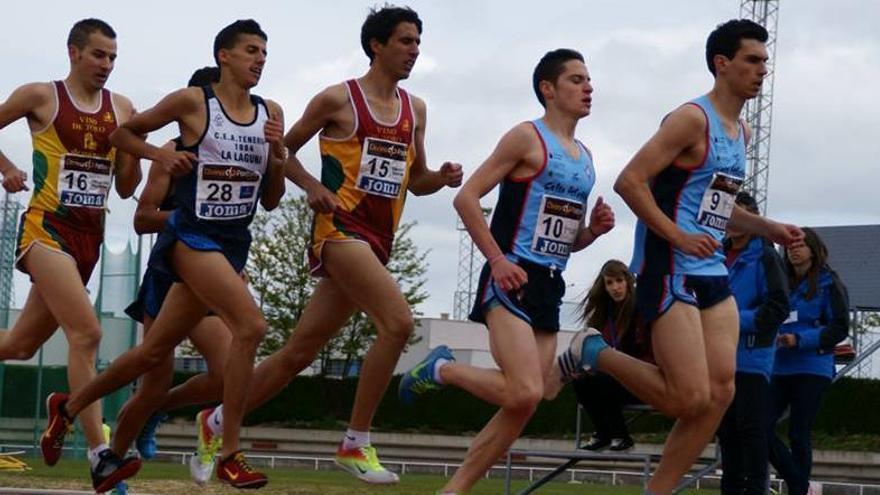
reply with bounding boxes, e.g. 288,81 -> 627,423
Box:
531,195 -> 584,258
195,163 -> 262,220
59,154 -> 112,208
784,310 -> 798,324
356,137 -> 407,199
696,172 -> 744,231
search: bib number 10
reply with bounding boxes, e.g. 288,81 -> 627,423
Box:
541,217 -> 564,238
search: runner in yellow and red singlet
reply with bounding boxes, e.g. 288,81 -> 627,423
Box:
0,19 -> 141,493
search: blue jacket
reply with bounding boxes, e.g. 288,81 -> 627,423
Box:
773,266 -> 850,379
726,236 -> 790,381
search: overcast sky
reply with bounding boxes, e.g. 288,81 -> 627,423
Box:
1,0 -> 878,317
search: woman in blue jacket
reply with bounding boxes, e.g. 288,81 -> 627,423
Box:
717,192 -> 790,495
769,227 -> 850,495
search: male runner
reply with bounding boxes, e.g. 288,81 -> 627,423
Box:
193,6 -> 462,485
40,20 -> 285,489
113,67 -> 234,486
399,48 -> 614,494
559,20 -> 802,495
0,19 -> 142,492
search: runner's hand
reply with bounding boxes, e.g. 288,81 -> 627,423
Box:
440,162 -> 463,188
766,221 -> 804,247
305,182 -> 339,214
588,196 -> 614,236
264,115 -> 286,160
159,149 -> 197,177
490,258 -> 527,292
1,168 -> 28,192
672,231 -> 720,258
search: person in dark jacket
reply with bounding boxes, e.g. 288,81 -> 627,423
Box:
769,227 -> 850,495
571,260 -> 651,452
717,192 -> 790,495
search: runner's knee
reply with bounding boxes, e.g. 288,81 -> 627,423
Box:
503,380 -> 543,414
235,316 -> 267,349
669,382 -> 711,418
710,377 -> 736,412
376,311 -> 414,347
138,345 -> 173,370
67,325 -> 102,353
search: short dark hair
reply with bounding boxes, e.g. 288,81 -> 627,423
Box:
360,5 -> 422,62
213,19 -> 267,66
532,49 -> 584,108
188,67 -> 220,87
705,19 -> 768,76
735,190 -> 760,214
67,19 -> 116,49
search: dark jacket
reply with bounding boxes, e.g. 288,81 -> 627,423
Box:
726,236 -> 790,380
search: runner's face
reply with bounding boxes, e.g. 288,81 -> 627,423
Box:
374,22 -> 420,80
603,275 -> 628,303
549,60 -> 593,118
221,34 -> 267,88
720,39 -> 768,99
70,33 -> 117,90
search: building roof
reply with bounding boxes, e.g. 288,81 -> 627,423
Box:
812,225 -> 880,310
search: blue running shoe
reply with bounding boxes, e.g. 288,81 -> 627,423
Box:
399,345 -> 454,405
136,412 -> 168,460
110,481 -> 128,495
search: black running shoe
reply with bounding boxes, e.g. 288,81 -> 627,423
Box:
91,449 -> 142,493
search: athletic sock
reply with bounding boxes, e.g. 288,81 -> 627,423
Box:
208,405 -> 223,435
88,444 -> 110,469
342,428 -> 370,450
433,358 -> 450,384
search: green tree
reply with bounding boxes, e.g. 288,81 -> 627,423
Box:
247,195 -> 428,376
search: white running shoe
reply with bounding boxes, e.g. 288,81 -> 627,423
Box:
188,451 -> 214,486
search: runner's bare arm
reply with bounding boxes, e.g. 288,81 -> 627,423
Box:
282,85 -> 344,213
109,88 -> 201,174
407,97 -> 462,195
110,93 -> 142,198
453,123 -> 536,291
615,104 -> 719,258
133,141 -> 175,234
572,196 -> 615,252
729,205 -> 803,246
0,83 -> 53,191
260,99 -> 286,211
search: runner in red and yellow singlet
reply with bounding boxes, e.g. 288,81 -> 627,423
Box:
0,19 -> 142,493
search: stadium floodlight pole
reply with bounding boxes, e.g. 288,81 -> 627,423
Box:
739,0 -> 780,215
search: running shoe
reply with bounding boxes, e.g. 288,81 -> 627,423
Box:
136,412 -> 168,460
398,345 -> 454,405
40,392 -> 72,466
216,450 -> 267,489
193,408 -> 222,484
91,449 -> 141,493
334,444 -> 399,484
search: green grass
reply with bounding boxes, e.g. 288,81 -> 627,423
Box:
0,457 -> 712,494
